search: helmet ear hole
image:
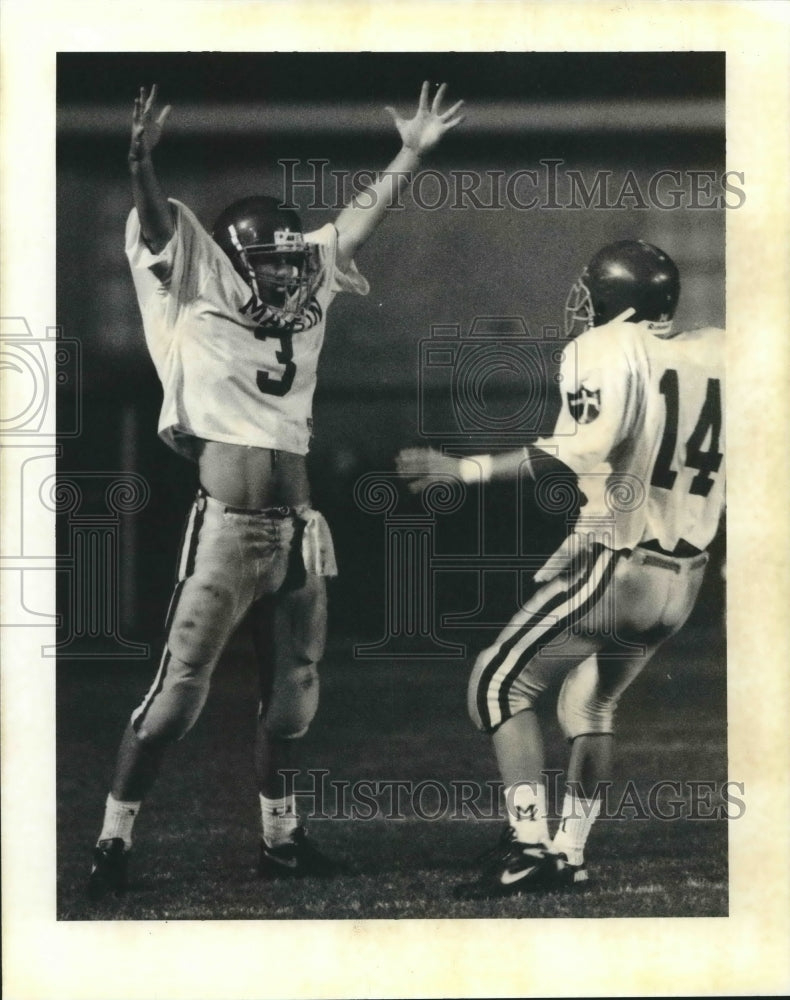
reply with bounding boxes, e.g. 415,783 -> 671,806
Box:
591,297 -> 610,326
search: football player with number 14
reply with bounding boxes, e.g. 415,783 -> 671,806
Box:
398,239 -> 725,896
88,81 -> 464,899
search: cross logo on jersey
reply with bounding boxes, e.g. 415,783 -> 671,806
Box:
568,385 -> 601,424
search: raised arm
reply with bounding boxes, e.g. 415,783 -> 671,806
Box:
128,85 -> 174,253
334,81 -> 464,270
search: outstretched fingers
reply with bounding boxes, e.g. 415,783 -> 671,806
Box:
440,98 -> 465,122
144,84 -> 158,114
130,84 -> 169,156
386,81 -> 465,153
432,85 -> 465,133
133,85 -> 161,123
430,82 -> 448,113
383,104 -> 402,127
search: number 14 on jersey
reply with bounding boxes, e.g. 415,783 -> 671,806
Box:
651,368 -> 723,497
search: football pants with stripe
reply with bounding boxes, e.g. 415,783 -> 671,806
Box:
131,491 -> 329,746
468,540 -> 708,737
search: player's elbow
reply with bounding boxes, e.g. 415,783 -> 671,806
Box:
334,207 -> 379,269
142,231 -> 171,255
138,210 -> 175,255
334,229 -> 363,273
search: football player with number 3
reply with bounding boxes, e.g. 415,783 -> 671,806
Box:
397,240 -> 725,896
88,81 -> 464,899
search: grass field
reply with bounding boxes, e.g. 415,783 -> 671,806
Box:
57,621 -> 728,921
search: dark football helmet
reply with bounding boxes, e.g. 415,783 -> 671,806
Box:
564,239 -> 680,338
212,196 -> 321,315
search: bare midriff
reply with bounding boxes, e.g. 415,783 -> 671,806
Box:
197,439 -> 310,509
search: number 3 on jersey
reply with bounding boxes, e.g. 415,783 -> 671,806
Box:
651,368 -> 723,497
254,329 -> 296,397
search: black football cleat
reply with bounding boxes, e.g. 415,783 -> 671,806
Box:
457,846 -> 591,899
87,838 -> 129,900
550,851 -> 590,889
455,841 -> 555,899
258,827 -> 347,880
471,824 -> 516,870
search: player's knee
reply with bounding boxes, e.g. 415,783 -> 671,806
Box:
133,656 -> 211,744
262,662 -> 320,739
292,631 -> 325,668
134,703 -> 200,744
467,647 -> 536,733
557,683 -> 617,740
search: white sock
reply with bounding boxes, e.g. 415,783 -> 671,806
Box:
504,782 -> 550,846
552,790 -> 601,866
98,793 -> 140,849
260,794 -> 299,847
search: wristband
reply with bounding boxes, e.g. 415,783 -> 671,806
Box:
459,454 -> 493,484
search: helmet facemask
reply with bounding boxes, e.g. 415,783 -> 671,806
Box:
564,274 -> 595,339
227,224 -> 322,317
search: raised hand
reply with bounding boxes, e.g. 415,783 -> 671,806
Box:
385,81 -> 465,157
129,85 -> 172,162
395,447 -> 462,493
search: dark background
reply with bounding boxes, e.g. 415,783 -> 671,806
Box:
55,50 -> 728,921
56,51 -> 726,649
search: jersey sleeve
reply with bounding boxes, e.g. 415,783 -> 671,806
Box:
125,199 -> 215,321
535,325 -> 634,476
306,224 -> 370,299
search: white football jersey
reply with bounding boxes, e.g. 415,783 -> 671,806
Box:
126,199 -> 369,458
537,317 -> 725,552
